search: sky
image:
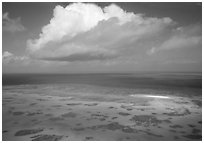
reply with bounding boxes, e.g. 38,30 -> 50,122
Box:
2,2 -> 202,73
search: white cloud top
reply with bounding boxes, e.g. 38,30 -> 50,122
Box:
26,3 -> 201,63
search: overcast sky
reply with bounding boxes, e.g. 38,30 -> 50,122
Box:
2,2 -> 202,73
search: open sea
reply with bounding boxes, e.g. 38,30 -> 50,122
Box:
2,72 -> 202,98
2,72 -> 202,141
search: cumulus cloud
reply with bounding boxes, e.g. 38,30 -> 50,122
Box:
27,3 -> 174,62
27,3 -> 201,63
3,12 -> 26,33
147,24 -> 201,54
3,51 -> 29,65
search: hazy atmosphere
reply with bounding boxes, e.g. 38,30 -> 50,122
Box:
3,2 -> 202,73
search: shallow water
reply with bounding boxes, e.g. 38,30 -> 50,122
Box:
2,73 -> 202,141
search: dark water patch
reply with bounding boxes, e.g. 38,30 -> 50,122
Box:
76,123 -> 82,126
142,130 -> 163,138
183,134 -> 202,140
122,126 -> 138,133
13,111 -> 24,116
198,121 -> 202,124
194,111 -> 201,114
32,120 -> 42,125
138,103 -> 150,106
126,136 -> 130,139
51,105 -> 62,108
72,127 -> 85,131
130,115 -> 161,127
36,98 -> 48,101
15,128 -> 44,136
180,131 -> 186,134
31,134 -> 63,141
49,117 -> 64,121
27,111 -> 43,116
146,128 -> 151,131
89,122 -> 124,131
169,124 -> 183,128
45,113 -> 53,117
169,129 -> 177,133
4,97 -> 14,99
13,121 -> 19,125
91,113 -> 108,119
84,103 -> 98,106
192,128 -> 201,134
188,124 -> 196,128
108,106 -> 115,109
174,101 -> 189,104
192,100 -> 202,107
99,118 -> 106,121
3,99 -> 13,103
137,108 -> 145,111
86,118 -> 91,121
165,107 -> 175,110
31,119 -> 38,122
85,136 -> 93,140
3,130 -> 8,133
9,106 -> 15,110
59,97 -> 74,101
163,108 -> 191,116
30,103 -> 37,106
89,122 -> 138,133
174,136 -> 180,140
8,110 -> 13,114
112,117 -> 118,120
121,105 -> 133,111
118,112 -> 131,116
61,112 -> 77,118
162,119 -> 171,124
66,103 -> 82,106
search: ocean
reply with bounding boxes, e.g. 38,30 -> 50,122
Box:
2,72 -> 202,141
3,72 -> 202,97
